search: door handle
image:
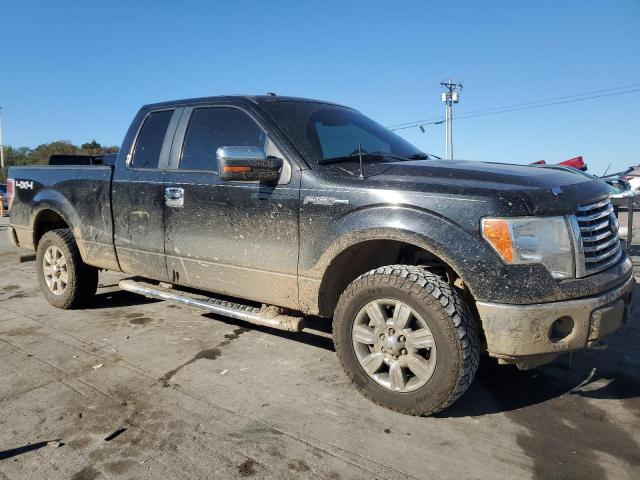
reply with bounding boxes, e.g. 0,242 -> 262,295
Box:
165,187 -> 184,208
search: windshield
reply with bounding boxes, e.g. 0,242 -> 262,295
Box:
260,101 -> 423,166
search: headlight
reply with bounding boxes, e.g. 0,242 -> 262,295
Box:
481,216 -> 574,279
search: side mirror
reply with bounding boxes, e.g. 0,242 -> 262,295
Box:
217,146 -> 282,184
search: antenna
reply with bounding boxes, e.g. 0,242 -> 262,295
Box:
602,162 -> 612,177
358,142 -> 365,179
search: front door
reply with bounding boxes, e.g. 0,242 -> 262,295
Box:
162,106 -> 300,309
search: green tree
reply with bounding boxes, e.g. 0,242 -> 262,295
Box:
80,140 -> 103,154
1,140 -> 119,181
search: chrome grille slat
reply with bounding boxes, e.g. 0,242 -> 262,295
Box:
577,205 -> 613,222
582,229 -> 613,242
575,198 -> 622,276
576,198 -> 610,211
579,219 -> 610,233
585,246 -> 621,264
582,235 -> 619,253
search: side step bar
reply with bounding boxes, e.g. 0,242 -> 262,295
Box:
119,279 -> 304,332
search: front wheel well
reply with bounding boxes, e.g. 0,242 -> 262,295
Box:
318,240 -> 465,317
34,209 -> 69,248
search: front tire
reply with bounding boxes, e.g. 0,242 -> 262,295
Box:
36,229 -> 98,309
333,265 -> 480,416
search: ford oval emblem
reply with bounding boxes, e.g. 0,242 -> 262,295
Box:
551,187 -> 562,196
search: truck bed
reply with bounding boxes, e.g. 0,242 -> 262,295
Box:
9,164 -> 119,271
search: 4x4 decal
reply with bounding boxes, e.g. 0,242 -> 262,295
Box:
15,180 -> 34,190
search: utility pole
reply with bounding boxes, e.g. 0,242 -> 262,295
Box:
440,80 -> 462,160
0,107 -> 4,180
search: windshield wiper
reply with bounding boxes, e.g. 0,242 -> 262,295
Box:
405,152 -> 439,160
318,150 -> 441,165
319,152 -> 416,165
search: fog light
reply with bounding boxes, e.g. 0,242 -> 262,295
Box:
549,316 -> 574,343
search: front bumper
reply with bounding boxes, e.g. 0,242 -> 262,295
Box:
476,274 -> 635,369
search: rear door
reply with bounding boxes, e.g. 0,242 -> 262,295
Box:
162,105 -> 301,308
112,108 -> 182,281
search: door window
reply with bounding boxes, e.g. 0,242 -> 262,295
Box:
180,108 -> 267,172
131,110 -> 174,169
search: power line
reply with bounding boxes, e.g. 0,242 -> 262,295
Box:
389,82 -> 640,128
455,88 -> 640,120
449,82 -> 640,118
388,83 -> 640,131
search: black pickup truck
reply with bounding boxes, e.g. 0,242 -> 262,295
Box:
7,95 -> 634,415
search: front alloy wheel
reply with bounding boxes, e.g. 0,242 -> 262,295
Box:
333,265 -> 480,416
352,299 -> 437,392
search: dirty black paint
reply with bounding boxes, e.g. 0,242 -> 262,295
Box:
7,94 -> 628,312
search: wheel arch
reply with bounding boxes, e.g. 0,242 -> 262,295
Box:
316,232 -> 476,317
33,208 -> 71,248
30,189 -> 82,250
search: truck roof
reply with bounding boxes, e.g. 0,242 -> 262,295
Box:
142,94 -> 347,110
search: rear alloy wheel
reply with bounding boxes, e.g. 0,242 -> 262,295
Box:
42,245 -> 69,296
36,229 -> 98,309
333,265 -> 480,416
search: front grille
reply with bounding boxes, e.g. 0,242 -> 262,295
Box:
575,198 -> 622,275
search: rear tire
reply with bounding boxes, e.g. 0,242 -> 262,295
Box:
36,229 -> 98,309
333,265 -> 480,416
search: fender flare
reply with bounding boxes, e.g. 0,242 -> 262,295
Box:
306,205 -> 501,312
30,189 -> 82,247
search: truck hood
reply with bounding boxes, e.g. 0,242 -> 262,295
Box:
362,159 -> 611,216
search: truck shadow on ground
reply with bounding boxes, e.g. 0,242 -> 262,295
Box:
201,313 -> 336,352
439,354 -> 640,418
86,289 -> 160,310
438,330 -> 640,478
444,285 -> 640,419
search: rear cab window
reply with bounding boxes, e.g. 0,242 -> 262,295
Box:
131,110 -> 174,169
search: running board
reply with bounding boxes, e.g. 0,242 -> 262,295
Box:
118,279 -> 304,332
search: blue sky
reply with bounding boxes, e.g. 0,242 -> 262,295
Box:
1,0 -> 638,173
